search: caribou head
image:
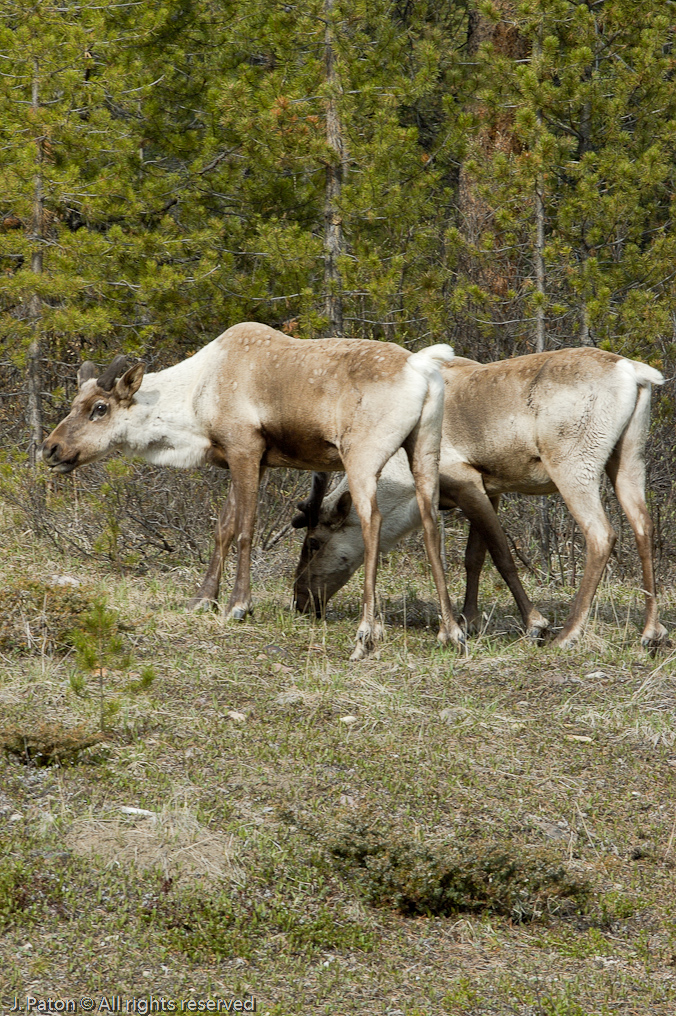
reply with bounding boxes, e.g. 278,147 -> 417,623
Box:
292,477 -> 359,616
42,355 -> 145,473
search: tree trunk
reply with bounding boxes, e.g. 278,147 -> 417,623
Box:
533,25 -> 546,355
458,3 -> 529,358
534,178 -> 546,354
27,57 -> 43,467
323,0 -> 345,336
578,97 -> 593,346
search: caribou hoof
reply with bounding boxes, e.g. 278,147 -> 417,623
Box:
459,613 -> 481,635
526,618 -> 550,643
641,624 -> 670,655
187,595 -> 219,613
349,622 -> 382,662
437,624 -> 466,652
350,638 -> 370,663
227,604 -> 251,621
552,631 -> 579,650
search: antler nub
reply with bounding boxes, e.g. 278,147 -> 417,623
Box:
291,471 -> 330,529
96,354 -> 133,391
77,361 -> 98,388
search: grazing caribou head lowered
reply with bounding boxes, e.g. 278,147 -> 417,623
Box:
291,349 -> 668,650
43,322 -> 461,661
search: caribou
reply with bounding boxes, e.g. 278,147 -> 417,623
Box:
288,348 -> 667,650
42,322 -> 461,660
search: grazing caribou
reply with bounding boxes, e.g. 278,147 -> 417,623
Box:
42,322 -> 461,660
290,348 -> 667,649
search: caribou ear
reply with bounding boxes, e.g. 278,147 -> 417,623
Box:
331,490 -> 353,527
77,361 -> 98,388
115,361 -> 145,404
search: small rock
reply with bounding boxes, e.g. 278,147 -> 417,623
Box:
585,670 -> 607,680
227,710 -> 246,722
439,706 -> 470,722
276,688 -> 306,705
120,806 -> 156,819
629,843 -> 654,860
339,715 -> 358,725
524,813 -> 572,841
263,644 -> 287,657
50,574 -> 80,587
9,813 -> 24,822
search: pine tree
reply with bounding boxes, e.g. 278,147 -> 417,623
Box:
455,0 -> 676,361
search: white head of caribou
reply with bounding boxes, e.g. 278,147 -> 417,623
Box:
42,322 -> 461,661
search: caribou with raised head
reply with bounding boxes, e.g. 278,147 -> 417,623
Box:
289,348 -> 668,650
42,322 -> 461,660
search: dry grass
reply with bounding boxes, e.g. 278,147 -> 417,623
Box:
67,801 -> 242,883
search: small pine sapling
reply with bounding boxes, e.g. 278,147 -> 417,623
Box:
70,600 -> 131,730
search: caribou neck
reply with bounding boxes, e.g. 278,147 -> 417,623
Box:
119,356 -> 213,469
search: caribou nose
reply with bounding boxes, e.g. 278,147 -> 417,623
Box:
294,587 -> 324,618
293,584 -> 313,615
41,440 -> 60,463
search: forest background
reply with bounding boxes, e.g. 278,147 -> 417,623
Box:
1,0 -> 676,579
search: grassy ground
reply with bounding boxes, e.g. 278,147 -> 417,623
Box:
2,496 -> 676,1015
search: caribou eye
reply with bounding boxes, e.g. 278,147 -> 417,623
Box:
90,401 -> 109,420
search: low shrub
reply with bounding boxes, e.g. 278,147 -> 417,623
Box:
0,721 -> 104,766
324,813 -> 590,922
0,577 -> 94,653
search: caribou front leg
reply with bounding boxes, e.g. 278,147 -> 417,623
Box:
460,522 -> 489,633
347,469 -> 384,661
224,451 -> 266,621
187,488 -> 236,611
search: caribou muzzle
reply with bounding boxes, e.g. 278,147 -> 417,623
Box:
293,582 -> 325,618
41,440 -> 80,474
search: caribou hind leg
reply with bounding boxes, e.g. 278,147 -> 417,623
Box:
404,406 -> 465,651
544,463 -> 616,648
440,472 -> 550,639
605,386 -> 668,649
